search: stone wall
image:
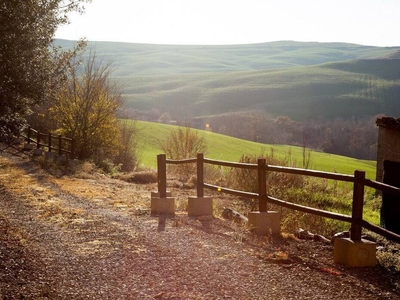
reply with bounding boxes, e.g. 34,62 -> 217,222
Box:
376,117 -> 400,182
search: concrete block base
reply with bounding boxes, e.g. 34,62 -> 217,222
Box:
151,197 -> 175,216
248,211 -> 281,235
151,191 -> 172,198
45,152 -> 57,161
188,196 -> 213,216
23,143 -> 35,151
334,237 -> 376,267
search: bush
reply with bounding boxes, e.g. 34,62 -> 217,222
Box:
114,120 -> 140,172
231,151 -> 304,194
160,126 -> 206,180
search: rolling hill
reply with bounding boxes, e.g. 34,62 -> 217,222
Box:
56,39 -> 399,75
56,39 -> 400,121
118,60 -> 400,120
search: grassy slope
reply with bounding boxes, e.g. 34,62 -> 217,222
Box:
135,121 -> 376,178
120,60 -> 400,121
56,39 -> 400,120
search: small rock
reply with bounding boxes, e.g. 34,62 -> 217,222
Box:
330,231 -> 350,244
295,228 -> 314,240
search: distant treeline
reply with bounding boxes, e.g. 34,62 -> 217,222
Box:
192,112 -> 380,160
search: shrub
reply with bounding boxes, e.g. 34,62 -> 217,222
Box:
160,126 -> 206,180
114,120 -> 140,172
231,151 -> 304,194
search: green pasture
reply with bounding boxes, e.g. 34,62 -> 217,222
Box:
135,121 -> 376,178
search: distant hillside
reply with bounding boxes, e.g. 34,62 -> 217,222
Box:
118,59 -> 400,120
55,39 -> 400,76
55,40 -> 400,120
384,50 -> 400,59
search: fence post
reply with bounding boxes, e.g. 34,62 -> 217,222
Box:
197,153 -> 204,198
58,135 -> 62,156
27,127 -> 31,144
351,170 -> 366,241
36,130 -> 40,149
71,139 -> 75,159
48,133 -> 52,152
258,158 -> 267,212
157,154 -> 167,198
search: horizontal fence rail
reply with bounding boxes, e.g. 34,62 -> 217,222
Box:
22,127 -> 75,158
157,153 -> 400,244
364,179 -> 400,197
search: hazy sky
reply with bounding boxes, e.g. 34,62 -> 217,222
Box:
55,0 -> 400,47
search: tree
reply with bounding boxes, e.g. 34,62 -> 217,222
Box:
0,0 -> 89,139
51,50 -> 123,162
114,120 -> 140,172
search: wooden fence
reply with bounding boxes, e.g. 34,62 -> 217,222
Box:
23,126 -> 75,158
157,153 -> 400,243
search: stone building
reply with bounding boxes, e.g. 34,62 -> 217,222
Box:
375,116 -> 400,183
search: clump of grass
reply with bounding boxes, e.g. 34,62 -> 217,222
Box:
72,161 -> 102,180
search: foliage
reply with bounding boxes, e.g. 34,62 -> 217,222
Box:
0,0 -> 89,139
114,120 -> 140,172
51,50 -> 123,162
194,112 -> 380,160
218,150 -> 381,236
160,125 -> 207,180
229,151 -> 304,210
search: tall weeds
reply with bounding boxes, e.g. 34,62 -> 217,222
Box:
219,149 -> 372,236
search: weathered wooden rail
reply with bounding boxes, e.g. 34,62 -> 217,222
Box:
157,153 -> 400,243
23,126 -> 75,158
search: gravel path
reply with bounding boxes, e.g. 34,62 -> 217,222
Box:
1,155 -> 399,299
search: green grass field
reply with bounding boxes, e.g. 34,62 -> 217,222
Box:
135,120 -> 376,178
134,120 -> 381,227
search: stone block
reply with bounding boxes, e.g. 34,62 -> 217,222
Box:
334,237 -> 376,267
248,211 -> 281,235
188,196 -> 213,216
32,148 -> 45,157
23,143 -> 35,151
45,152 -> 57,161
67,159 -> 80,169
55,154 -> 68,164
151,197 -> 175,216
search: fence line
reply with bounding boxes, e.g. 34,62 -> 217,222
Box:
157,153 -> 400,244
23,127 -> 75,158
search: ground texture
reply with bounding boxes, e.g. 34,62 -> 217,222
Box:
0,154 -> 399,299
